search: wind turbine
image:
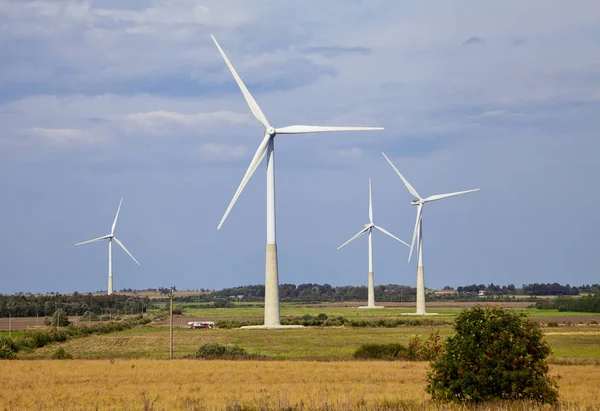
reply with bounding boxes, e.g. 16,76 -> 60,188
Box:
338,178 -> 410,308
212,35 -> 384,328
382,153 -> 479,315
75,198 -> 139,295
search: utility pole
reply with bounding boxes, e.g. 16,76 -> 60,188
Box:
9,314 -> 11,338
169,288 -> 174,360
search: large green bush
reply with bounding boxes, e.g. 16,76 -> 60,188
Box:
426,306 -> 559,404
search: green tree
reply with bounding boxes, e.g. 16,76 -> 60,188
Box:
52,309 -> 70,327
426,306 -> 558,404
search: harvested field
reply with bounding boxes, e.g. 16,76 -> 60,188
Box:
0,360 -> 598,410
0,316 -> 82,331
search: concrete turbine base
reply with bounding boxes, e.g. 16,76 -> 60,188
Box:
358,305 -> 385,309
240,325 -> 305,330
401,312 -> 441,316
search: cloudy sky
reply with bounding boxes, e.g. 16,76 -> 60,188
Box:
1,0 -> 599,294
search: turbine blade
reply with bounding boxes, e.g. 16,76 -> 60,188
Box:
111,197 -> 123,235
424,189 -> 480,203
211,35 -> 270,129
374,225 -> 410,248
275,125 -> 383,134
408,204 -> 423,262
113,237 -> 140,265
381,152 -> 422,200
337,227 -> 369,250
218,133 -> 271,229
368,178 -> 373,224
75,235 -> 110,246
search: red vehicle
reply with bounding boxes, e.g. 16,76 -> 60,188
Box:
187,321 -> 214,329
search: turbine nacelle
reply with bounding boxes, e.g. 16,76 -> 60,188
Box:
411,199 -> 423,206
364,223 -> 374,229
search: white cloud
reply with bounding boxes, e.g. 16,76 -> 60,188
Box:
29,127 -> 102,145
122,110 -> 253,135
198,143 -> 247,160
334,147 -> 362,158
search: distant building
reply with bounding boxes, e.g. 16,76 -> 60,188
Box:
478,290 -> 487,296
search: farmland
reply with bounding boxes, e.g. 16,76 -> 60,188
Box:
1,360 -> 600,410
4,301 -> 600,410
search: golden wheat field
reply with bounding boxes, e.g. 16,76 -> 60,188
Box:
0,361 -> 599,410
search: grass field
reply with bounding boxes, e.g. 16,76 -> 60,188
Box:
0,360 -> 599,410
166,303 -> 600,323
0,331 -> 23,338
18,324 -> 600,363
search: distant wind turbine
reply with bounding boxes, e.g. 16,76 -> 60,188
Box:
338,179 -> 409,308
212,35 -> 384,328
382,153 -> 479,315
75,198 -> 139,295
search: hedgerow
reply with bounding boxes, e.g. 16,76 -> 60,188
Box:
353,332 -> 444,361
192,343 -> 266,360
4,314 -> 153,357
215,316 -> 450,329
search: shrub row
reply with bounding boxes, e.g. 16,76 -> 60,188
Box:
0,314 -> 153,359
215,315 -> 450,329
191,343 -> 266,360
353,332 -> 444,361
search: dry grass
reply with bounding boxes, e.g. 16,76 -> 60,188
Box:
0,361 -> 599,410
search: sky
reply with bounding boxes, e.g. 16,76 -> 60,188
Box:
1,0 -> 599,294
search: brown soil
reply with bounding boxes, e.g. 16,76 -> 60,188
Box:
0,316 -> 82,331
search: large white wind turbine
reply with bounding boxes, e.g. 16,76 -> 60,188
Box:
338,179 -> 410,308
212,35 -> 384,328
382,153 -> 479,315
75,198 -> 139,295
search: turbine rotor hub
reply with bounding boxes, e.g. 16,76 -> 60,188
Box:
267,127 -> 276,136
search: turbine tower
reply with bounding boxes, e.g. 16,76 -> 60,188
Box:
338,178 -> 409,308
382,153 -> 479,315
212,35 -> 384,328
75,198 -> 139,295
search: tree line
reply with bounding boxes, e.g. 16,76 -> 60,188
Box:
536,293 -> 600,313
0,294 -> 153,318
213,283 -> 417,302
